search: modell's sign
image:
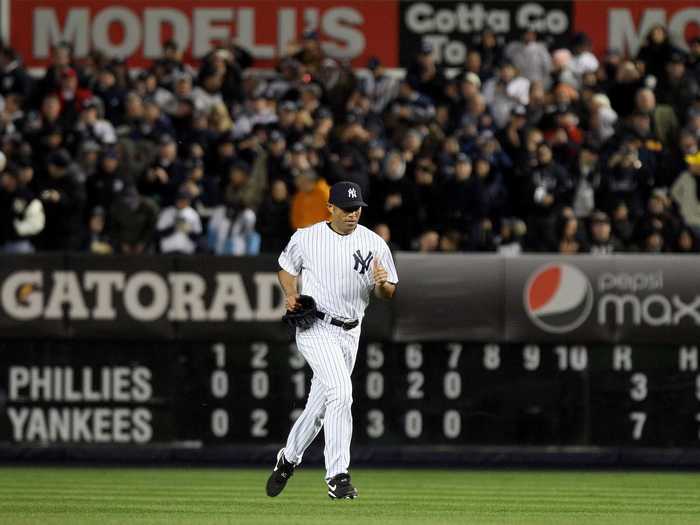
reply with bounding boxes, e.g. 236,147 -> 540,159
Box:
574,1 -> 700,57
8,0 -> 398,68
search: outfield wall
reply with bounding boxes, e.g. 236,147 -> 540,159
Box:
0,253 -> 699,466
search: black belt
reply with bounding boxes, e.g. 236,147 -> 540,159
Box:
315,311 -> 359,331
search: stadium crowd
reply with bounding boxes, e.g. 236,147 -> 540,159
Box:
0,27 -> 700,256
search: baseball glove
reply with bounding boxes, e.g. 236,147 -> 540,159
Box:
282,294 -> 318,330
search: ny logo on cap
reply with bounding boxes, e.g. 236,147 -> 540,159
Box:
348,188 -> 357,199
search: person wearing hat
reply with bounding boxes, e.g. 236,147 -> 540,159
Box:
76,96 -> 117,145
141,133 -> 185,205
36,149 -> 86,251
156,186 -> 202,254
361,55 -> 398,115
86,147 -> 128,216
658,51 -> 698,123
671,152 -> 700,238
53,66 -> 93,120
80,205 -> 113,254
482,59 -> 530,128
405,39 -> 447,105
267,181 -> 397,500
0,168 -> 45,253
588,210 -> 623,255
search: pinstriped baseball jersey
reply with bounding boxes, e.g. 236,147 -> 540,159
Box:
278,221 -> 399,322
277,219 -> 398,481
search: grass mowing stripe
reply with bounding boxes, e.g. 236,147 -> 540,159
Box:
0,468 -> 697,525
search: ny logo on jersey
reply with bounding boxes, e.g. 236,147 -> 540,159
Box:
348,188 -> 357,199
352,250 -> 373,275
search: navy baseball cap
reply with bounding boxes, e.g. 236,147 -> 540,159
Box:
328,181 -> 367,208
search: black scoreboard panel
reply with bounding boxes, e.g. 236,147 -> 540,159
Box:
1,340 -> 699,448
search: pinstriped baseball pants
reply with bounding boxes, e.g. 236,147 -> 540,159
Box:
283,319 -> 360,480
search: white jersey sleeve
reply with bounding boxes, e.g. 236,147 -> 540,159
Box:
278,230 -> 304,276
377,243 -> 399,285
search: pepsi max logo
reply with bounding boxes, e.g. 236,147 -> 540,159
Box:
524,264 -> 593,334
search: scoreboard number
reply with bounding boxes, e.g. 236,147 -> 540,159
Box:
483,344 -> 500,370
367,344 -> 384,369
251,409 -> 268,437
554,345 -> 588,371
443,410 -> 461,439
211,409 -> 229,437
405,344 -> 423,369
250,342 -> 269,368
366,371 -> 384,399
443,371 -> 462,400
629,373 -> 648,402
523,345 -> 540,371
366,410 -> 384,438
210,370 -> 229,399
405,410 -> 423,438
629,412 -> 646,440
291,371 -> 306,399
212,343 -> 226,368
446,343 -> 462,369
407,371 -> 425,399
251,371 -> 270,399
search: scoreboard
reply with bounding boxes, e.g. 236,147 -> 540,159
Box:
2,340 -> 700,450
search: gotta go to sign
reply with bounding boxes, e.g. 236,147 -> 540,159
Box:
8,0 -> 398,68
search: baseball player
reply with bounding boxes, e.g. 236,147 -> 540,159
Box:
266,181 -> 398,499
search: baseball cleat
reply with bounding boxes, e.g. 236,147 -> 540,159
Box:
327,473 -> 358,499
266,448 -> 295,497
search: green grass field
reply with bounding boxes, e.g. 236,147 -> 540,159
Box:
0,467 -> 698,524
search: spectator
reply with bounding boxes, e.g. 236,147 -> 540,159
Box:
258,179 -> 293,253
373,223 -> 400,252
0,46 -> 32,99
557,213 -> 586,254
482,60 -> 530,129
86,147 -> 128,215
110,185 -> 159,254
526,142 -> 574,250
139,134 -> 184,205
81,206 -> 112,254
290,169 -> 330,230
405,41 -> 447,105
496,218 -> 527,256
0,168 -> 45,253
361,57 -> 399,115
637,25 -> 675,82
657,52 -> 699,123
674,227 -> 700,253
36,149 -> 85,251
505,30 -> 552,86
156,188 -> 202,254
671,152 -> 700,238
207,193 -> 259,255
417,229 -> 440,252
54,67 -> 93,122
588,211 -> 623,255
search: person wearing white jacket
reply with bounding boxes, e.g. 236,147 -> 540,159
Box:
0,168 -> 45,253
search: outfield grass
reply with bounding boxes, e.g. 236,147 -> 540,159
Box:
0,467 -> 698,524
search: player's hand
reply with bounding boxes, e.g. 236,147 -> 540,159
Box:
286,294 -> 301,311
373,259 -> 388,287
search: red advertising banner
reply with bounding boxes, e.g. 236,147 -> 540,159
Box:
574,1 -> 700,58
8,0 -> 398,68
